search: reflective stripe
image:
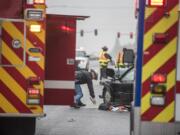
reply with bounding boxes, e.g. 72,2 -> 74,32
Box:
44,80 -> 75,89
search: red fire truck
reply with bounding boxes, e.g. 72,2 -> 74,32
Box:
0,0 -> 88,134
131,0 -> 180,134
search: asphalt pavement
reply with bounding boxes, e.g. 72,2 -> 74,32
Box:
36,60 -> 130,135
36,106 -> 130,135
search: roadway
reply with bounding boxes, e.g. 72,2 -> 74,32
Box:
36,60 -> 130,135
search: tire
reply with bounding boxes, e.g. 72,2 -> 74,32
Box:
103,87 -> 112,104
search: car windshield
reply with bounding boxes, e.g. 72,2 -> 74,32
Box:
115,67 -> 134,81
122,69 -> 134,81
76,51 -> 86,57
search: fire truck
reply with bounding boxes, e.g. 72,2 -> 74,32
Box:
0,0 -> 88,135
131,0 -> 180,134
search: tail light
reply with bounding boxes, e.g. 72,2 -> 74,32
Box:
27,88 -> 40,105
150,73 -> 166,106
151,73 -> 166,83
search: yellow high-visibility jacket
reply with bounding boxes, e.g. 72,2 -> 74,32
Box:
99,50 -> 110,67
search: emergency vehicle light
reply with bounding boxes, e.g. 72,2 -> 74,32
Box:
151,73 -> 166,83
27,88 -> 40,105
150,95 -> 165,106
151,84 -> 166,94
153,33 -> 168,44
34,0 -> 45,4
28,88 -> 40,95
148,0 -> 165,6
61,25 -> 71,31
30,25 -> 41,32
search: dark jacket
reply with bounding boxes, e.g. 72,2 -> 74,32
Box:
75,70 -> 95,98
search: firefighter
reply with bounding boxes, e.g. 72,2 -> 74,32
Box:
99,46 -> 112,81
72,69 -> 98,108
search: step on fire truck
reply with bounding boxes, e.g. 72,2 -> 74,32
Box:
131,0 -> 180,134
0,0 -> 87,135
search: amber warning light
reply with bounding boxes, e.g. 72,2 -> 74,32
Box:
149,0 -> 165,6
151,74 -> 166,83
34,0 -> 45,4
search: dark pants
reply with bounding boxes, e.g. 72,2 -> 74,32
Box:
100,67 -> 107,80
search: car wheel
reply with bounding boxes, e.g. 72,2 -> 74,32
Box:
103,87 -> 112,104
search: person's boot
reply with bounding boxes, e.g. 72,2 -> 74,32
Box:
70,103 -> 80,108
78,101 -> 86,107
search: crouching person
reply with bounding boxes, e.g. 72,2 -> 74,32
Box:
72,69 -> 98,108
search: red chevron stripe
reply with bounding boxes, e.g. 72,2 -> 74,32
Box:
1,56 -> 26,91
176,81 -> 180,93
26,60 -> 44,79
142,87 -> 175,121
2,24 -> 44,78
143,22 -> 178,64
1,56 -> 44,107
145,0 -> 178,33
12,22 -> 45,76
1,28 -> 24,66
14,21 -> 45,51
0,80 -> 32,113
2,28 -> 24,58
142,55 -> 176,96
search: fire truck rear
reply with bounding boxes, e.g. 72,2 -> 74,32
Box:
131,0 -> 180,134
0,0 -> 46,134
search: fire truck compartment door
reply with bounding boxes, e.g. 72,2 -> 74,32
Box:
0,19 -> 25,67
44,14 -> 76,105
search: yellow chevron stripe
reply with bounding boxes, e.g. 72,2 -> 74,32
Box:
0,94 -> 19,113
34,5 -> 46,9
34,81 -> 44,95
26,21 -> 45,44
167,70 -> 176,91
2,21 -> 44,69
142,37 -> 177,82
0,66 -> 43,113
2,41 -> 44,96
0,68 -> 27,103
2,41 -> 36,77
151,70 -> 175,122
145,7 -> 156,19
141,70 -> 176,114
144,5 -> 178,51
152,101 -> 174,122
27,105 -> 43,113
141,92 -> 151,114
